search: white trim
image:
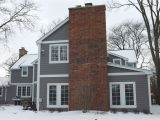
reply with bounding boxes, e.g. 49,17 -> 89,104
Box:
108,72 -> 146,76
40,74 -> 68,78
47,83 -> 68,108
21,66 -> 28,77
49,44 -> 69,64
108,62 -> 153,75
125,61 -> 136,68
147,75 -> 152,113
16,85 -> 32,98
109,82 -> 137,108
37,44 -> 41,111
41,40 -> 68,44
32,64 -> 35,102
10,83 -> 33,85
113,58 -> 122,65
36,18 -> 69,44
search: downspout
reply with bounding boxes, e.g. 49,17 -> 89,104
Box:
147,75 -> 152,113
36,44 -> 41,111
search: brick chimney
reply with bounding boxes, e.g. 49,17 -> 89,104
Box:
69,4 -> 109,111
19,47 -> 27,58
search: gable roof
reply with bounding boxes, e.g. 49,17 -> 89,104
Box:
36,17 -> 69,44
0,77 -> 10,87
11,54 -> 38,69
108,50 -> 137,63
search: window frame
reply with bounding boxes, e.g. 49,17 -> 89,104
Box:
16,85 -> 31,98
47,83 -> 68,108
125,61 -> 135,68
113,59 -> 122,65
49,44 -> 69,64
21,66 -> 28,77
109,82 -> 137,108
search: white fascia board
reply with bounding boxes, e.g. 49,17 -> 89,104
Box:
36,18 -> 69,44
42,40 -> 68,44
108,72 -> 146,76
108,62 -> 153,75
10,83 -> 33,85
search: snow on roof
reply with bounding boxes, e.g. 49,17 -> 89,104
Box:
108,50 -> 137,63
0,77 -> 10,87
11,54 -> 38,69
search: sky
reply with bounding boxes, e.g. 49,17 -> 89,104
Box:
0,0 -> 143,77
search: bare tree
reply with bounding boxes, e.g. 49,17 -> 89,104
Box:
108,21 -> 148,66
1,53 -> 18,76
0,0 -> 38,42
108,0 -> 160,104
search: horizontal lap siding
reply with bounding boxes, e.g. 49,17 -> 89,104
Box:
39,77 -> 68,110
108,66 -> 139,73
40,44 -> 68,75
11,67 -> 33,83
108,75 -> 149,112
6,85 -> 17,104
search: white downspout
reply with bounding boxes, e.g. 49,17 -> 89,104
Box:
147,75 -> 152,113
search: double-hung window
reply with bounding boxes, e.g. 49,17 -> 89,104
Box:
49,44 -> 68,63
21,66 -> 28,77
17,86 -> 31,97
47,83 -> 68,108
110,82 -> 136,108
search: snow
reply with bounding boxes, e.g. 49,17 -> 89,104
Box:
109,50 -> 137,63
0,105 -> 160,120
0,77 -> 10,87
151,105 -> 160,114
11,54 -> 38,69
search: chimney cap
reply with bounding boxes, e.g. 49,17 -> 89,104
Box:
85,3 -> 93,6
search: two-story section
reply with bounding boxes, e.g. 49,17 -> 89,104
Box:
36,18 -> 69,110
8,51 -> 37,104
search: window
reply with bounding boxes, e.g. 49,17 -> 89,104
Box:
47,83 -> 68,108
125,62 -> 135,68
113,59 -> 122,65
17,86 -> 31,97
21,67 -> 28,77
110,82 -> 136,108
0,88 -> 2,96
49,44 -> 68,63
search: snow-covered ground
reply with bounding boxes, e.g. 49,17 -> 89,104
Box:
0,105 -> 160,120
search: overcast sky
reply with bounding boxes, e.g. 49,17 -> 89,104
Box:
0,0 -> 142,77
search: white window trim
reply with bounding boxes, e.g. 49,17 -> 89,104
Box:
47,83 -> 68,108
0,87 -> 3,97
113,59 -> 122,65
125,61 -> 135,68
16,85 -> 31,98
49,44 -> 69,64
21,66 -> 28,77
109,82 -> 137,108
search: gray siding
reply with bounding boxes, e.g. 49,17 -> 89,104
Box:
11,67 -> 33,83
0,87 -> 7,104
34,64 -> 37,82
40,44 -> 68,75
33,83 -> 37,102
108,75 -> 150,112
6,85 -> 17,104
43,21 -> 69,41
39,77 -> 68,110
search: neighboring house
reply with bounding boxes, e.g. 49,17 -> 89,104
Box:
0,77 -> 10,104
6,3 -> 152,113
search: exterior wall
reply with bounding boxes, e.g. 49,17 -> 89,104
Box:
11,67 -> 33,83
33,83 -> 37,102
108,75 -> 150,112
40,44 -> 68,75
0,87 -> 7,104
69,5 -> 109,111
6,85 -> 17,104
34,64 -> 37,82
43,21 -> 69,41
39,77 -> 68,110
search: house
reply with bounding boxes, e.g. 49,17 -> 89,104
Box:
6,3 -> 152,112
0,77 -> 10,104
